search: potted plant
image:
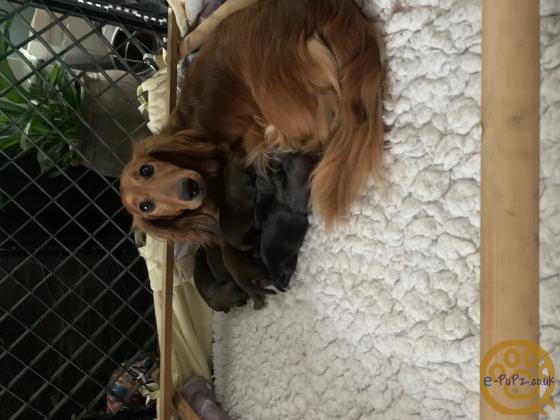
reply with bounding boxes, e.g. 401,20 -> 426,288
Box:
0,17 -> 80,177
0,16 -> 152,179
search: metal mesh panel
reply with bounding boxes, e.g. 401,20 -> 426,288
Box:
1,1 -> 167,418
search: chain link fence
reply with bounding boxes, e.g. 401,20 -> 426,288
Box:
1,1 -> 168,418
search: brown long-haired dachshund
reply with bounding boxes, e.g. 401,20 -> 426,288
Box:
120,0 -> 385,245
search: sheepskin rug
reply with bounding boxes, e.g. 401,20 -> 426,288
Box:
213,1 -> 560,418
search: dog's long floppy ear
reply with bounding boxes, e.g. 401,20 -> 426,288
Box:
132,130 -> 230,177
131,210 -> 218,245
132,129 -> 229,159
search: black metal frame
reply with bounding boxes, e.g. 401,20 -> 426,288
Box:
1,1 -> 167,418
12,0 -> 168,33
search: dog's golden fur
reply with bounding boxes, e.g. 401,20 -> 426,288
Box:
121,0 -> 385,244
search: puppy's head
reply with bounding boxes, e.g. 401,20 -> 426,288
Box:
120,130 -> 228,244
276,153 -> 319,212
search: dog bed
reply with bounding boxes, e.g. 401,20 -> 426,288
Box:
135,0 -> 559,418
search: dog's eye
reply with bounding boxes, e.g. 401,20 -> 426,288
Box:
140,164 -> 154,178
139,200 -> 154,213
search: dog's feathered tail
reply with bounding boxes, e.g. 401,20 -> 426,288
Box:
308,0 -> 386,228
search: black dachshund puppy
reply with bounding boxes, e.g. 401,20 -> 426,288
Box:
216,151 -> 317,301
194,245 -> 249,312
219,150 -> 259,251
257,153 -> 319,291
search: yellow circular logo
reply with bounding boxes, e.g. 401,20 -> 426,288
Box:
480,340 -> 556,415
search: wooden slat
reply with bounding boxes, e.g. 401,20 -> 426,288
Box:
158,7 -> 180,420
159,240 -> 175,420
481,0 -> 540,419
167,7 -> 180,116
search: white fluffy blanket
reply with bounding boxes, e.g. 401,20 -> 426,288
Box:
212,1 -> 560,418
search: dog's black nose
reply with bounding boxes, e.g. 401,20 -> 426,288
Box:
180,178 -> 200,201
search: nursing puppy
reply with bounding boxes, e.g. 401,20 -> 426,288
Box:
219,150 -> 259,251
194,245 -> 249,312
220,241 -> 274,309
194,244 -> 274,311
259,208 -> 307,291
257,153 -> 319,291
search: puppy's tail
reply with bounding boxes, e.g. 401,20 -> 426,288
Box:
310,0 -> 385,227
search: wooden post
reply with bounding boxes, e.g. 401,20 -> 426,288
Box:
481,1 -> 540,419
159,240 -> 174,420
167,7 -> 179,117
158,8 -> 180,420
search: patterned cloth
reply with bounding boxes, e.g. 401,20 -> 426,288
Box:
106,353 -> 159,414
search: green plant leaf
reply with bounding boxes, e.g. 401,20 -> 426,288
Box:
20,129 -> 44,152
26,73 -> 50,100
36,148 -> 55,173
0,116 -> 21,153
46,63 -> 80,110
0,96 -> 27,115
62,78 -> 80,110
48,169 -> 63,178
20,115 -> 48,150
0,18 -> 26,104
48,63 -> 60,84
57,117 -> 80,141
26,114 -> 50,135
0,18 -> 81,178
0,134 -> 19,152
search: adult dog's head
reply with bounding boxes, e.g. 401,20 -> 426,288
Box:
120,130 -> 228,244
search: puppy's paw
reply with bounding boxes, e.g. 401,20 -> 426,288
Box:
279,277 -> 291,291
272,275 -> 291,292
252,295 -> 266,310
211,305 -> 231,313
273,283 -> 287,293
255,278 -> 276,295
236,298 -> 249,307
